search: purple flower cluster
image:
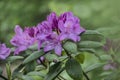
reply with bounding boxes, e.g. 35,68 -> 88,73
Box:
0,43 -> 11,60
10,25 -> 37,54
11,12 -> 85,55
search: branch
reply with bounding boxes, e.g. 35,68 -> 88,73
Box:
83,71 -> 90,80
0,75 -> 8,80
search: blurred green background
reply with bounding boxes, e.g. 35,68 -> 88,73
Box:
0,0 -> 120,80
0,0 -> 120,46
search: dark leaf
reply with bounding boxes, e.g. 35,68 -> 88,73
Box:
0,67 -> 3,75
22,75 -> 34,80
81,30 -> 104,41
84,30 -> 103,35
7,56 -> 24,63
12,64 -> 24,79
45,62 -> 64,80
78,41 -> 103,48
6,63 -> 12,80
75,53 -> 85,64
27,71 -> 45,78
45,53 -> 58,62
63,41 -> 77,54
65,58 -> 83,80
23,50 -> 44,64
24,61 -> 37,74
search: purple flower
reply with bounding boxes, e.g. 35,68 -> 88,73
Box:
36,12 -> 85,55
44,32 -> 62,56
37,56 -> 45,64
0,43 -> 11,60
10,25 -> 36,54
25,26 -> 38,38
36,21 -> 52,49
47,12 -> 58,30
46,12 -> 86,42
58,12 -> 85,42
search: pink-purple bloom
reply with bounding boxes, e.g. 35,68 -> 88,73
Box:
44,12 -> 85,55
0,43 -> 11,60
58,12 -> 85,42
10,12 -> 85,55
47,12 -> 58,30
36,21 -> 53,50
10,25 -> 37,54
37,56 -> 45,64
44,32 -> 62,56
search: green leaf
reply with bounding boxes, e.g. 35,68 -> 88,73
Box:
28,44 -> 38,50
81,30 -> 104,41
6,63 -> 12,80
65,58 -> 83,80
100,55 -> 112,61
85,63 -> 105,73
23,50 -> 44,64
79,48 -> 101,60
79,48 -> 96,53
78,41 -> 103,48
10,47 -> 15,52
27,71 -> 44,80
45,62 -> 64,80
100,71 -> 112,76
22,75 -> 34,80
31,76 -> 43,80
27,71 -> 45,78
63,41 -> 77,54
45,53 -> 58,62
84,30 -> 103,35
75,53 -> 85,64
104,71 -> 120,80
0,67 -> 3,75
12,64 -> 24,79
58,55 -> 68,61
7,56 -> 24,62
24,61 -> 37,74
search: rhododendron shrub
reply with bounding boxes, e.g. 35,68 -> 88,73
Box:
0,12 -> 104,80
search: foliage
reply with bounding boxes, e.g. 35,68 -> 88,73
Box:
0,0 -> 120,80
0,28 -> 105,80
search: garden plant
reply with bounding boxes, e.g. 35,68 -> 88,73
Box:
0,12 -> 114,80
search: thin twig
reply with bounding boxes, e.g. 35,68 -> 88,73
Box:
83,71 -> 90,80
53,67 -> 65,80
0,75 -> 8,80
59,75 -> 67,80
62,41 -> 72,58
39,58 -> 47,68
57,76 -> 62,80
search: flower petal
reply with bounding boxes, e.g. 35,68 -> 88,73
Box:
14,46 -> 27,55
69,33 -> 79,42
0,43 -> 11,60
59,33 -> 68,41
44,44 -> 54,52
15,25 -> 23,35
58,20 -> 65,31
55,44 -> 62,56
0,55 -> 6,60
